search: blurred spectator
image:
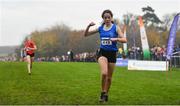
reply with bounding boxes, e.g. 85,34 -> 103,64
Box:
67,49 -> 74,62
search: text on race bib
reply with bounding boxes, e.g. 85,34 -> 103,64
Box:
101,38 -> 112,45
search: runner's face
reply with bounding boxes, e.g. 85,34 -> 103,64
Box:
103,13 -> 112,25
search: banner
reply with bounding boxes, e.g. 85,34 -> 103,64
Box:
128,60 -> 168,71
131,16 -> 137,54
123,25 -> 128,55
116,58 -> 128,67
138,16 -> 150,59
166,13 -> 180,60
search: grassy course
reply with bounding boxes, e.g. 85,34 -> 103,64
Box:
0,62 -> 180,105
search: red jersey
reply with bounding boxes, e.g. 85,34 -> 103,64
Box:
24,40 -> 36,54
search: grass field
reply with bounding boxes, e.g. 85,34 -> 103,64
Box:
0,62 -> 180,105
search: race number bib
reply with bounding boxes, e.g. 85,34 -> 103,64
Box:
101,37 -> 112,45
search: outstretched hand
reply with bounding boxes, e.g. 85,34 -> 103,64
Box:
24,47 -> 32,51
110,38 -> 118,42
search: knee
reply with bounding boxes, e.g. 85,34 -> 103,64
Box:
102,71 -> 108,76
27,60 -> 31,64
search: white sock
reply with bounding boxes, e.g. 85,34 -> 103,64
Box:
28,63 -> 31,73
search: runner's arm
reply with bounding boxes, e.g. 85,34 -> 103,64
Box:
111,25 -> 127,43
84,22 -> 98,37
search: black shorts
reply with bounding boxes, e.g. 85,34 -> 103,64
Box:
27,53 -> 35,57
96,48 -> 117,63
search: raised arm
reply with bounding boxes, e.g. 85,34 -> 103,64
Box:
84,22 -> 98,37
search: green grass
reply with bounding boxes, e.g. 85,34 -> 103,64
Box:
0,62 -> 180,105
